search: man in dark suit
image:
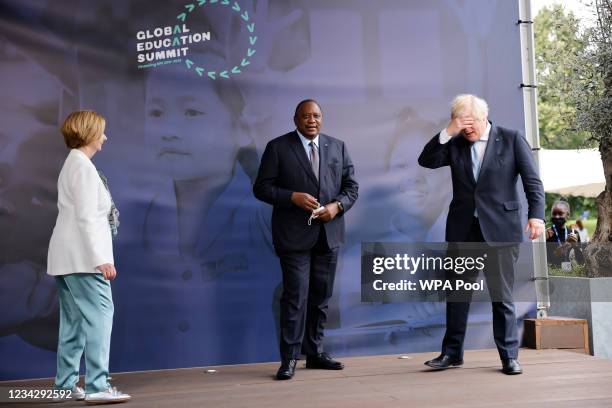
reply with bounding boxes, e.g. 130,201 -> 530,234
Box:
253,99 -> 358,380
418,94 -> 545,375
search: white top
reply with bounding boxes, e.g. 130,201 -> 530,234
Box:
577,228 -> 589,243
47,149 -> 114,276
439,123 -> 492,217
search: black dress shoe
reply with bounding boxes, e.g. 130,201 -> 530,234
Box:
501,359 -> 523,375
276,359 -> 297,380
424,354 -> 464,369
305,352 -> 344,370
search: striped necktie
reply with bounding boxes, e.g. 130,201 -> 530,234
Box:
309,141 -> 319,181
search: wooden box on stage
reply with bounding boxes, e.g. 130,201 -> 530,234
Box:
523,317 -> 590,354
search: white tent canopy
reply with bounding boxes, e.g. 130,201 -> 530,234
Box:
539,148 -> 605,197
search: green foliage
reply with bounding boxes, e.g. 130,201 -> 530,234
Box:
571,0 -> 612,150
534,4 -> 593,149
548,263 -> 588,277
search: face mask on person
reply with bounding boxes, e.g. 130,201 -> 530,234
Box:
552,217 -> 566,228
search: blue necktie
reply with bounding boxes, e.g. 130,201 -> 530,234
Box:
471,141 -> 484,181
471,140 -> 485,217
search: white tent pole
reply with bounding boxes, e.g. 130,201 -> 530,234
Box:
518,0 -> 550,318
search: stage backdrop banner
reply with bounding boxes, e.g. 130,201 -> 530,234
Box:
0,0 -> 535,380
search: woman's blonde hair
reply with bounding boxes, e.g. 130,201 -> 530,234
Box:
60,110 -> 106,149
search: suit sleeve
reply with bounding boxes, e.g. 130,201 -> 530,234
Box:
334,141 -> 359,213
69,163 -> 113,268
418,133 -> 451,169
514,132 -> 545,220
253,140 -> 294,208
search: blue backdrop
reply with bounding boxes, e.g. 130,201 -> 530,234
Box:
0,0 -> 535,380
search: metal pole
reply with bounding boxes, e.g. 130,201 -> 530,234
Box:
518,0 -> 550,318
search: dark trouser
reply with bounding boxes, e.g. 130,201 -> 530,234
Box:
442,217 -> 520,360
277,228 -> 339,360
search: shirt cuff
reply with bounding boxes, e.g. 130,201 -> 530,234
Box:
439,128 -> 452,144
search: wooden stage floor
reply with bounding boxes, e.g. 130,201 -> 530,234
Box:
3,349 -> 612,407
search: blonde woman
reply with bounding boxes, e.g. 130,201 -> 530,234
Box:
47,110 -> 129,403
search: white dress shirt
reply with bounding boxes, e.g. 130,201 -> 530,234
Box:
439,122 -> 492,216
296,129 -> 319,160
47,149 -> 114,276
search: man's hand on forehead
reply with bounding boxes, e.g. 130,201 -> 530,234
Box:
446,115 -> 475,137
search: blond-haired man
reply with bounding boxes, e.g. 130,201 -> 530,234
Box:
418,94 -> 545,375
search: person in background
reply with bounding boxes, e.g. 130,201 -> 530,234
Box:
47,110 -> 130,404
576,219 -> 590,243
546,200 -> 584,267
119,49 -> 277,369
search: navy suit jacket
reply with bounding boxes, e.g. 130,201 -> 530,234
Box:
418,123 -> 544,243
253,131 -> 358,252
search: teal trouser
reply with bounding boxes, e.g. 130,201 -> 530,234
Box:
54,273 -> 114,393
